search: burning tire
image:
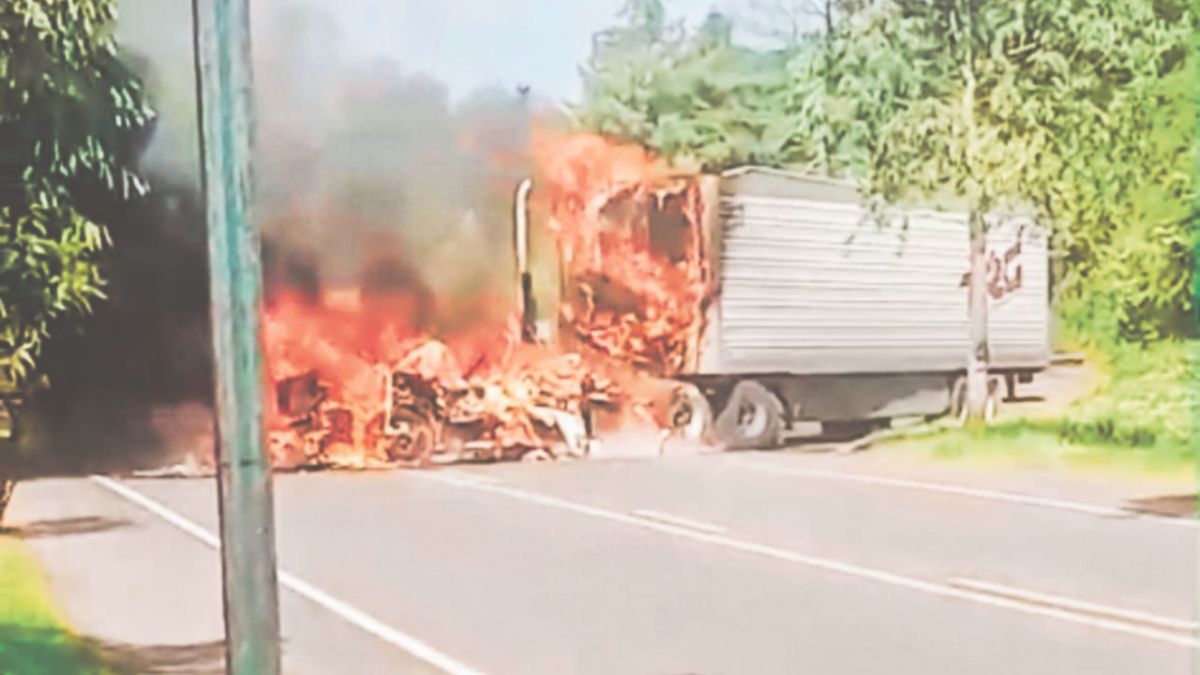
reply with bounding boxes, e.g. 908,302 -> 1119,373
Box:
715,381 -> 784,450
384,410 -> 438,464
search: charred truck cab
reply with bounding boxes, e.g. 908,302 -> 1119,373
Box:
515,167 -> 1050,450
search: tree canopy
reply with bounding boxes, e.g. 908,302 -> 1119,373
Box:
579,0 -> 1196,344
0,0 -> 153,385
579,1 -> 808,171
827,0 -> 1194,341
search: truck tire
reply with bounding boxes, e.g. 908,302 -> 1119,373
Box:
984,376 -> 1003,423
715,381 -> 784,450
667,383 -> 713,443
949,375 -> 1002,425
949,376 -> 968,426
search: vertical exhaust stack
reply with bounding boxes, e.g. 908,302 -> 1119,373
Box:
513,178 -> 537,344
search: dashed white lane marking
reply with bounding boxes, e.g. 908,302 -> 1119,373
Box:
90,475 -> 487,675
725,457 -> 1196,527
947,577 -> 1198,634
416,471 -> 1199,649
629,509 -> 727,535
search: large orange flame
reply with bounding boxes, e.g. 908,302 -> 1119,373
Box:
257,130 -> 708,469
533,130 -> 710,376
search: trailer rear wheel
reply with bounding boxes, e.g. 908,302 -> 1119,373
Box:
949,377 -> 968,426
949,375 -> 1002,425
667,383 -> 713,443
984,376 -> 1002,423
715,381 -> 784,450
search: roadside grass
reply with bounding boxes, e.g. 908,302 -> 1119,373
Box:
885,340 -> 1196,478
0,534 -> 115,675
885,423 -> 1193,478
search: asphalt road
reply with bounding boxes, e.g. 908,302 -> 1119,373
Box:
8,450 -> 1196,674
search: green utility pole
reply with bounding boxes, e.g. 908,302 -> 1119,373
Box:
192,0 -> 282,673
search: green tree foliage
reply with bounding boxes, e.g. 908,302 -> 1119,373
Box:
581,0 -> 1195,345
0,0 -> 152,385
579,0 -> 812,171
823,0 -> 1193,414
1050,4 -> 1195,343
822,1 -> 1182,215
579,0 -> 874,173
825,0 -> 1194,345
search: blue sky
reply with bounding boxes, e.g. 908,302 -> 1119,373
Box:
328,0 -> 728,102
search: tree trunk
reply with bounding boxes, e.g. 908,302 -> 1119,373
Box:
0,475 -> 15,528
965,207 -> 991,424
0,397 -> 17,527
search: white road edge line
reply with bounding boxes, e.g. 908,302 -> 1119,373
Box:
726,458 -> 1196,527
947,577 -> 1199,634
629,509 -> 727,535
415,472 -> 1199,649
89,475 -> 487,675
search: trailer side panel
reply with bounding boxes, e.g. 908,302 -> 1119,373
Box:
700,170 -> 1049,377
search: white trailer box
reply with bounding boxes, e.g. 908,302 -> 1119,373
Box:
685,167 -> 1050,431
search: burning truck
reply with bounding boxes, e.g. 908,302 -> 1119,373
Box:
263,133 -> 1049,469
